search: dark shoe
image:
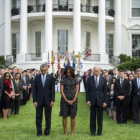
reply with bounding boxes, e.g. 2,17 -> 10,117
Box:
91,133 -> 95,136
97,133 -> 102,136
37,134 -> 42,137
134,121 -> 138,124
44,133 -> 50,136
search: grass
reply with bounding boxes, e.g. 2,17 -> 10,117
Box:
0,92 -> 140,140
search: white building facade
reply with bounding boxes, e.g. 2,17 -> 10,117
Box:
0,0 -> 140,70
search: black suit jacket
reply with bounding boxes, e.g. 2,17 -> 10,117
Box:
33,74 -> 55,106
131,78 -> 140,97
86,75 -> 107,107
114,79 -> 130,100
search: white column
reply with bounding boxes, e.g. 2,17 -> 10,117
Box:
114,0 -> 121,56
17,0 -> 27,63
43,0 -> 53,61
73,0 -> 81,54
98,0 -> 108,63
4,0 -> 12,59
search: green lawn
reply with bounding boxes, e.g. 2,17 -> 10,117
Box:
0,92 -> 140,140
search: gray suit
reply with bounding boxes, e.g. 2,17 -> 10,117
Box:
13,80 -> 23,114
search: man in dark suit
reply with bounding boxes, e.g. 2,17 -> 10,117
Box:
13,73 -> 23,114
0,77 -> 3,114
132,68 -> 140,124
86,66 -> 107,136
33,64 -> 55,136
22,70 -> 29,105
114,71 -> 130,124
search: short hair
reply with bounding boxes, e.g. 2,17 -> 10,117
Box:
40,63 -> 48,69
119,70 -> 125,73
136,68 -> 140,73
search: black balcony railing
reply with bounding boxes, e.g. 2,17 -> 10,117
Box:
81,5 -> 95,13
28,4 -> 45,13
25,53 -> 42,61
53,4 -> 73,12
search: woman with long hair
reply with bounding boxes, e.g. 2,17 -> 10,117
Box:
1,72 -> 12,119
60,66 -> 79,136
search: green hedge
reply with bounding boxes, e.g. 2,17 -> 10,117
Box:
117,57 -> 140,71
0,56 -> 5,68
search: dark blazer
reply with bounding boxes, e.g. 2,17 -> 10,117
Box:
86,75 -> 108,107
114,79 -> 130,99
33,74 -> 55,106
131,78 -> 140,97
0,78 -> 3,96
13,80 -> 23,98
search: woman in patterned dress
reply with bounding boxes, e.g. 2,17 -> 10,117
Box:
60,66 -> 79,136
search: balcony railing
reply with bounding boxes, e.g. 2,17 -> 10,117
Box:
25,53 -> 42,61
28,4 -> 45,13
83,54 -> 100,61
11,4 -> 115,17
5,55 -> 16,67
53,4 -> 73,12
81,5 -> 96,13
109,56 -> 120,66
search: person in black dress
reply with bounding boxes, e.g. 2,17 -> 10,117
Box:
1,72 -> 12,119
60,66 -> 79,136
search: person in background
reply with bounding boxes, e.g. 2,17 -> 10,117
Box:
132,68 -> 140,124
114,71 -> 130,124
1,73 -> 12,119
0,77 -> 3,114
13,73 -> 23,114
109,84 -> 116,120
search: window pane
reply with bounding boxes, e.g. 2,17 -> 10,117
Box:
58,30 -> 68,55
35,32 -> 41,57
86,32 -> 90,50
132,35 -> 140,58
106,34 -> 113,58
132,0 -> 140,8
132,8 -> 140,17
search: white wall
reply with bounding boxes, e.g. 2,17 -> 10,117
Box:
0,0 -> 5,55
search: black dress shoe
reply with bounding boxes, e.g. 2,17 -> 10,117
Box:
97,133 -> 102,136
91,133 -> 95,136
37,134 -> 42,137
44,133 -> 50,136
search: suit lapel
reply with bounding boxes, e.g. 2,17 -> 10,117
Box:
92,76 -> 96,88
135,78 -> 139,90
97,76 -> 102,89
39,74 -> 44,88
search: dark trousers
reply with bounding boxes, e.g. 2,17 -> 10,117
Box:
133,95 -> 140,122
36,98 -> 52,135
13,95 -> 20,114
116,99 -> 128,123
90,102 -> 103,135
0,96 -> 2,113
23,89 -> 28,105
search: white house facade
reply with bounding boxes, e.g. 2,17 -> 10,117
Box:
0,0 -> 140,70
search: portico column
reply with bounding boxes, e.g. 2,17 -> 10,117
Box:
17,0 -> 27,63
43,0 -> 53,62
114,0 -> 122,56
4,0 -> 12,59
73,0 -> 81,54
98,0 -> 108,63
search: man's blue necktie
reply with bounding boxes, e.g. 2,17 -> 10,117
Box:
95,76 -> 98,88
42,76 -> 45,87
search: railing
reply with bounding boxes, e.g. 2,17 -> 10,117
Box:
81,5 -> 95,13
82,54 -> 100,61
28,4 -> 45,13
109,56 -> 120,66
53,4 -> 73,12
5,55 -> 16,67
25,53 -> 42,61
